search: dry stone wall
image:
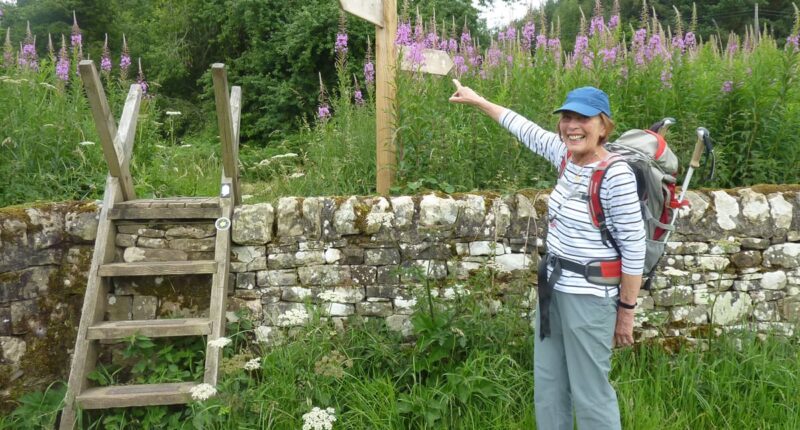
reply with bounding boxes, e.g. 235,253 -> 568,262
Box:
1,187 -> 800,401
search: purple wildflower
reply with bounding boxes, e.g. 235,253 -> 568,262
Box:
727,39 -> 738,56
354,89 -> 364,106
498,31 -> 505,42
460,30 -> 471,46
535,34 -> 547,50
787,35 -> 799,52
645,34 -> 666,61
101,33 -> 112,73
573,35 -> 588,57
318,104 -> 331,119
120,34 -> 131,80
608,15 -> 620,30
424,31 -> 438,49
396,21 -> 412,46
672,35 -> 686,52
71,11 -> 82,51
600,46 -> 618,63
684,32 -> 697,51
486,44 -> 501,67
721,80 -> 733,93
505,26 -> 516,42
405,42 -> 425,69
522,22 -> 535,51
364,60 -> 374,85
589,16 -> 605,37
448,38 -> 458,53
453,55 -> 467,77
335,32 -> 348,54
56,35 -> 69,81
547,38 -> 561,51
136,58 -> 148,95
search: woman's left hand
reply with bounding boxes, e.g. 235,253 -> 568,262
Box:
614,308 -> 635,347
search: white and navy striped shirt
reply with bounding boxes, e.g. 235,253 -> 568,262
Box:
500,109 -> 646,297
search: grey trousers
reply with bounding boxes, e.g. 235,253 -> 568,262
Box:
534,290 -> 621,430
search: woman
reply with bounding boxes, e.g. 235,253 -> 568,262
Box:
449,80 -> 645,429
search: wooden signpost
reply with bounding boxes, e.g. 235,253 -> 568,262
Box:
339,0 -> 453,194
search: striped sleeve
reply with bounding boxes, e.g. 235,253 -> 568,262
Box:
498,109 -> 566,169
599,162 -> 646,275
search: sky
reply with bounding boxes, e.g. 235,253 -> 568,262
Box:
475,0 -> 547,29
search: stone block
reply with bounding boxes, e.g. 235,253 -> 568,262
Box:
711,292 -> 752,325
376,265 -> 401,285
351,266 -> 377,285
298,265 -> 351,286
169,238 -> 215,252
123,247 -> 188,262
356,302 -> 393,317
10,299 -> 37,334
385,314 -> 413,337
753,302 -> 779,321
132,296 -> 158,320
318,287 -> 365,303
259,287 -> 283,304
760,271 -> 787,290
494,253 -> 534,273
232,203 -> 274,245
741,237 -> 770,250
401,260 -> 447,281
419,194 -> 459,227
324,248 -> 342,264
651,286 -> 693,306
322,303 -> 355,317
277,198 -> 304,237
340,246 -> 364,264
447,261 -> 482,279
366,285 -> 401,299
254,325 -> 285,345
105,294 -> 133,321
236,273 -> 256,290
763,244 -> 800,269
0,336 -> 27,366
137,237 -> 168,248
781,301 -> 800,323
731,251 -> 762,268
282,287 -> 314,302
365,248 -> 401,266
65,209 -> 98,242
268,252 -> 296,269
0,266 -> 55,303
166,224 -> 216,239
468,241 -> 506,256
0,306 -> 11,335
115,234 -> 137,247
264,302 -> 308,327
294,250 -> 325,266
670,305 -> 708,325
257,270 -> 298,287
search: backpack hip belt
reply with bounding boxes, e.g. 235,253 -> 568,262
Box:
537,253 -> 621,339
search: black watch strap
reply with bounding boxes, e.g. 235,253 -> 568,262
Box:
617,299 -> 636,310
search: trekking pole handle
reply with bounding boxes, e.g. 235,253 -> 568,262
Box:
690,127 -> 708,169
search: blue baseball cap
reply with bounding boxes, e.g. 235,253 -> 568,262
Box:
553,86 -> 612,118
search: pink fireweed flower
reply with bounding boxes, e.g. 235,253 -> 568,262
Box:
608,15 -> 620,30
573,35 -> 588,57
354,89 -> 364,106
396,21 -> 412,46
318,104 -> 331,119
505,26 -> 516,42
364,60 -> 374,84
535,34 -> 547,50
684,32 -> 697,51
448,38 -> 458,53
672,35 -> 686,53
101,34 -> 112,73
460,30 -> 471,46
506,54 -> 513,65
522,22 -> 535,50
498,31 -> 505,42
71,11 -> 82,50
120,34 -> 131,80
486,44 -> 501,67
589,16 -> 605,37
645,34 -> 666,61
136,58 -> 148,95
405,42 -> 425,69
56,35 -> 69,81
453,55 -> 467,77
424,31 -> 438,49
335,32 -> 348,54
413,16 -> 423,42
600,46 -> 618,64
547,38 -> 561,51
727,39 -> 738,56
787,35 -> 799,52
721,80 -> 733,93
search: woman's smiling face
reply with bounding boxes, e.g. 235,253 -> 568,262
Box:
558,110 -> 607,157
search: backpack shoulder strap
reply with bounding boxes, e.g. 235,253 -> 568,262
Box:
558,150 -> 572,178
588,153 -> 626,254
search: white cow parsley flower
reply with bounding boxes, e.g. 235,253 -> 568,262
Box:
302,407 -> 337,430
189,383 -> 217,401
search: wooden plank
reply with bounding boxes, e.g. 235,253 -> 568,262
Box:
87,318 -> 212,340
374,0 -> 398,195
211,64 -> 241,205
79,61 -> 136,201
231,86 -> 242,150
339,0 -> 383,27
60,176 -> 121,430
99,261 -> 216,277
204,176 -> 233,386
76,382 -> 197,409
108,207 -> 221,220
113,83 -> 142,201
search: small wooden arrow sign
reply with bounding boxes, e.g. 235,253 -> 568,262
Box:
339,0 -> 383,27
399,46 -> 454,75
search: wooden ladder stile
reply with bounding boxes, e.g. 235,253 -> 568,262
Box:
59,62 -> 241,429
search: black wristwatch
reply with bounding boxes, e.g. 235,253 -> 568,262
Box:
617,299 -> 636,310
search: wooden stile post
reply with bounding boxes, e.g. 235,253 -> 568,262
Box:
375,0 -> 397,195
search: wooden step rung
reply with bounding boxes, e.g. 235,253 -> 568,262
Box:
108,206 -> 221,220
87,318 -> 212,340
76,382 -> 197,409
99,261 -> 216,277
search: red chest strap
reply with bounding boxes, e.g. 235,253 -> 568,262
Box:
587,154 -> 625,229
